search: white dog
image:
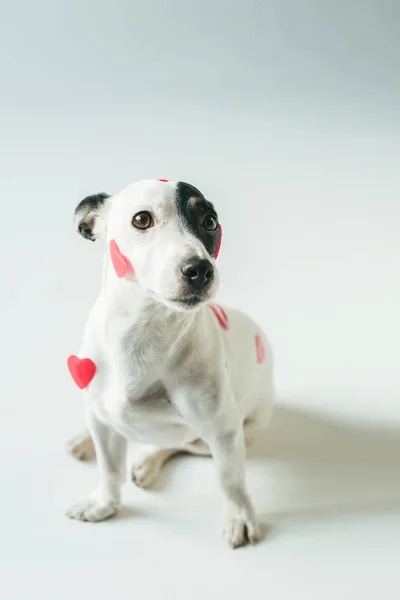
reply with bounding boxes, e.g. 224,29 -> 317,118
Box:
66,179 -> 274,548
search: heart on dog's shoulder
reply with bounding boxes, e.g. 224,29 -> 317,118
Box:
67,355 -> 96,389
109,239 -> 135,278
209,304 -> 229,330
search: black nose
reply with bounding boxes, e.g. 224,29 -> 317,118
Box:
181,259 -> 214,288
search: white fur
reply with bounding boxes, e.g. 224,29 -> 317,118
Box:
67,180 -> 274,548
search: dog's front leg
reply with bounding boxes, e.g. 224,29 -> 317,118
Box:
173,383 -> 260,548
66,410 -> 127,522
209,425 -> 260,548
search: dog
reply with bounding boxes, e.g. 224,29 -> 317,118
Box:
66,179 -> 274,548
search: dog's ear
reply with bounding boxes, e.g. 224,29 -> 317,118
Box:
74,193 -> 111,241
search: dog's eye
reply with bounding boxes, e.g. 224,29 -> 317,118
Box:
132,211 -> 153,230
202,213 -> 218,231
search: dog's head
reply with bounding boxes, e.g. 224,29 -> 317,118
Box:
74,180 -> 222,311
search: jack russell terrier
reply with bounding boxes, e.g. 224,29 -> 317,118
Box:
66,179 -> 274,548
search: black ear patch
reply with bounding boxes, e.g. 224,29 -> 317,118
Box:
174,182 -> 221,256
74,192 -> 110,241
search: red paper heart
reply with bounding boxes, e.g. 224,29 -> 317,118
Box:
109,239 -> 135,278
214,224 -> 222,259
67,355 -> 96,390
255,334 -> 265,364
209,304 -> 229,330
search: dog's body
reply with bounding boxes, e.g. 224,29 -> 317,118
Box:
67,180 -> 274,548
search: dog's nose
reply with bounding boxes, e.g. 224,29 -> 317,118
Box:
181,259 -> 214,288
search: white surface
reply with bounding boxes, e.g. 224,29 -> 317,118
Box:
1,1 -> 399,599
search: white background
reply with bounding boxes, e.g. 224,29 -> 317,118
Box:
0,1 -> 399,598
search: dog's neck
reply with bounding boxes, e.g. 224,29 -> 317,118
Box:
101,257 -> 198,357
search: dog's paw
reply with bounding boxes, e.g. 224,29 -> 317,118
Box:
222,513 -> 261,549
67,431 -> 96,461
66,497 -> 116,522
131,454 -> 163,489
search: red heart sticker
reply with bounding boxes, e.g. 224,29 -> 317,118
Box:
214,224 -> 222,259
109,239 -> 135,278
209,304 -> 229,330
255,334 -> 265,364
67,355 -> 96,389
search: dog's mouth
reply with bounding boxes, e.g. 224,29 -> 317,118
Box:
168,294 -> 207,309
146,288 -> 208,310
171,295 -> 204,307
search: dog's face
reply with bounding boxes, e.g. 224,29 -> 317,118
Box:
74,180 -> 221,311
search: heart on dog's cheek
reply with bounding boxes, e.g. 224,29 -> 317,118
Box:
255,334 -> 265,364
214,224 -> 222,259
67,355 -> 96,389
109,239 -> 135,278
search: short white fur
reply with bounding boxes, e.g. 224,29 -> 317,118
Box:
67,179 -> 274,549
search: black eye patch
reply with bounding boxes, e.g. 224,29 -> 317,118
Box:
174,182 -> 221,256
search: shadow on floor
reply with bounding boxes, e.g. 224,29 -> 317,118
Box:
247,402 -> 400,519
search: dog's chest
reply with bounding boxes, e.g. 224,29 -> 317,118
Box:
85,311 -> 199,445
90,366 -> 193,447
